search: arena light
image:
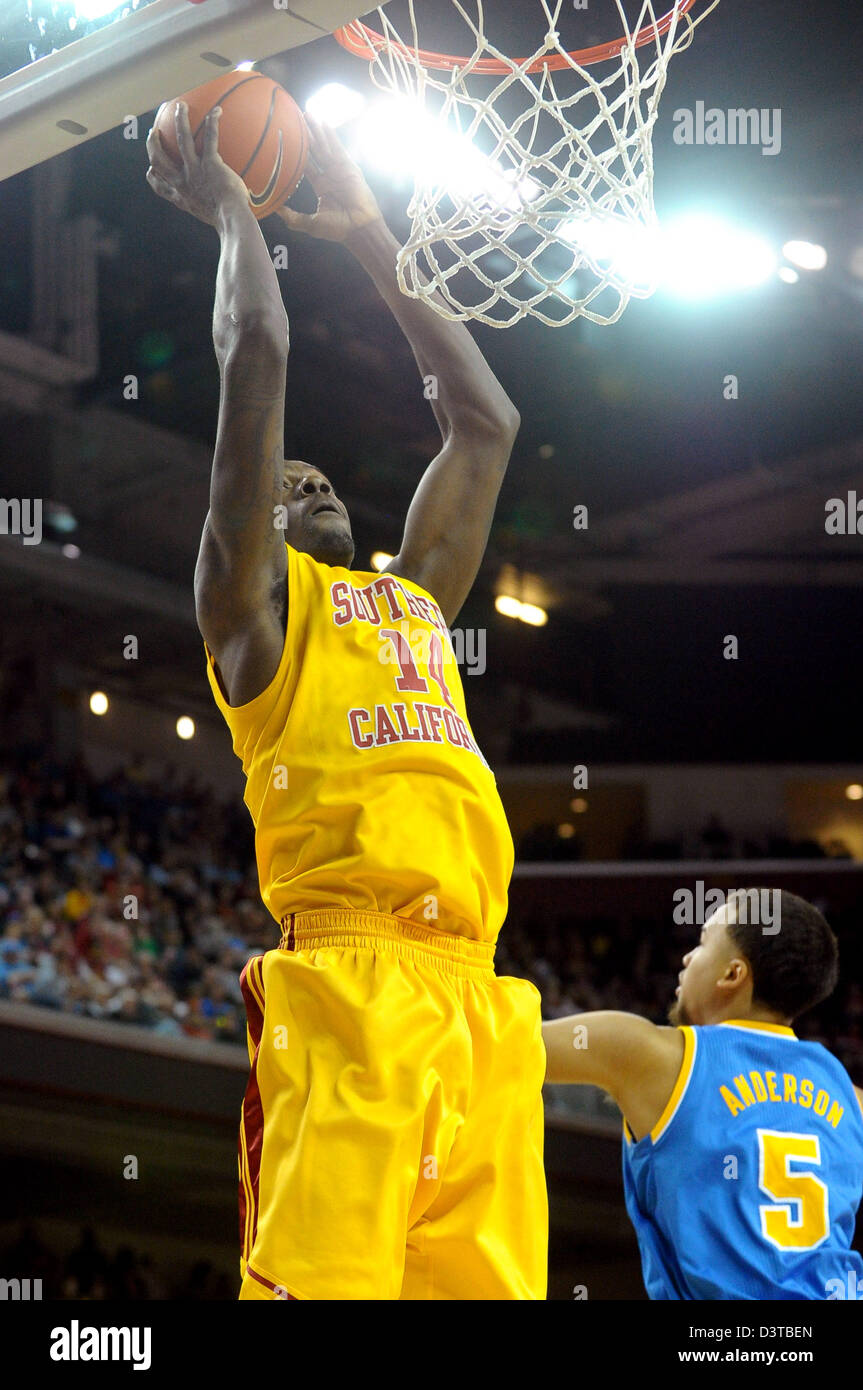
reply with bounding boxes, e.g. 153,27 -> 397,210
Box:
495,594 -> 522,620
45,502 -> 77,534
559,216 -> 662,292
778,266 -> 800,285
72,0 -> 122,20
62,543 -> 81,559
176,716 -> 195,741
482,165 -> 542,214
519,602 -> 548,627
495,594 -> 548,625
89,691 -> 109,716
351,97 -> 424,178
845,784 -> 863,802
351,97 -> 535,210
662,215 -> 777,299
306,83 -> 366,128
235,61 -> 256,73
570,797 -> 588,814
783,240 -> 828,272
370,550 -> 394,571
557,823 -> 576,839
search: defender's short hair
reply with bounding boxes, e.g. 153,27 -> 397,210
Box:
725,889 -> 839,1020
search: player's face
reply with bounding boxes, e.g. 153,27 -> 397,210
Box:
282,462 -> 355,568
669,905 -> 745,1026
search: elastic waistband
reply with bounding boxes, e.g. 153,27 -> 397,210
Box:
278,907 -> 495,978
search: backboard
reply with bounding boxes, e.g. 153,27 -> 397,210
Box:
0,0 -> 374,181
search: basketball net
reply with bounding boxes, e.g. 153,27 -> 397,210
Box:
336,1 -> 720,327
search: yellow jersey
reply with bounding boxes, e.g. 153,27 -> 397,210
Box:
205,542 -> 514,943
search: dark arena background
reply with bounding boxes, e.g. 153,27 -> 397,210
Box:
0,0 -> 862,1344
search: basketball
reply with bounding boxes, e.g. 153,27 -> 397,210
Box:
153,71 -> 309,219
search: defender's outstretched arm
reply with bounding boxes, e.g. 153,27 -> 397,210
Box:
543,1011 -> 685,1141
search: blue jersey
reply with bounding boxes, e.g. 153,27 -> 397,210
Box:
621,1020 -> 863,1299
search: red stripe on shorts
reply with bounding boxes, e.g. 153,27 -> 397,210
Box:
247,1264 -> 299,1299
239,955 -> 266,1258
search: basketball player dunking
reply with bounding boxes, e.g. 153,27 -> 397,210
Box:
146,106 -> 547,1299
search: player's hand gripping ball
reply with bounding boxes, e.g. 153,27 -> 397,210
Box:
276,115 -> 383,244
149,71 -> 309,222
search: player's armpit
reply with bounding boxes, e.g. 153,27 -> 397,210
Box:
542,1011 -> 685,1141
382,420 -> 518,626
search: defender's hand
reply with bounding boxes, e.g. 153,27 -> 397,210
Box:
277,115 -> 383,243
146,103 -> 250,227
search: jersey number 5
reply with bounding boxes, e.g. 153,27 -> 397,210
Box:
757,1128 -> 829,1251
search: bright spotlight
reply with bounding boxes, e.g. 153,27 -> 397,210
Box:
176,716 -> 195,741
73,0 -> 121,19
519,602 -> 548,627
235,61 -> 256,73
494,595 -> 547,625
371,551 -> 394,571
89,691 -> 108,716
783,240 -> 827,271
351,97 -> 428,179
62,543 -> 81,558
495,595 -> 522,620
350,97 -> 535,212
306,83 -> 366,128
560,216 -> 662,292
778,266 -> 799,284
663,214 -> 777,298
845,784 -> 863,802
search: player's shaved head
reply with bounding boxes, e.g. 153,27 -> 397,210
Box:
280,460 -> 355,568
283,459 -> 317,489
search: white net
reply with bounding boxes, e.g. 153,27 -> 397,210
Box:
341,0 -> 720,327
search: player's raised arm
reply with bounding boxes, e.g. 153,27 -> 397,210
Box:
542,1011 -> 686,1141
147,103 -> 289,707
278,117 -> 519,627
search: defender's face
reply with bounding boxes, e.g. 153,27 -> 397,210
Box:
669,904 -> 742,1026
282,463 -> 354,567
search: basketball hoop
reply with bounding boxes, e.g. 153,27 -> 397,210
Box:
334,1 -> 721,327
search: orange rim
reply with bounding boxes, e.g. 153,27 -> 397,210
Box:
334,1 -> 701,74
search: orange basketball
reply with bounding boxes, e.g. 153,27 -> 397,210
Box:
154,71 -> 309,220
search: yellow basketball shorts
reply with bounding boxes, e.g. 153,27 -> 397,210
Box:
236,907 -> 548,1300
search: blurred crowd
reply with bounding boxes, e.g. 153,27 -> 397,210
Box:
0,754 -> 270,1043
0,754 -> 861,1083
0,1222 -> 233,1300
